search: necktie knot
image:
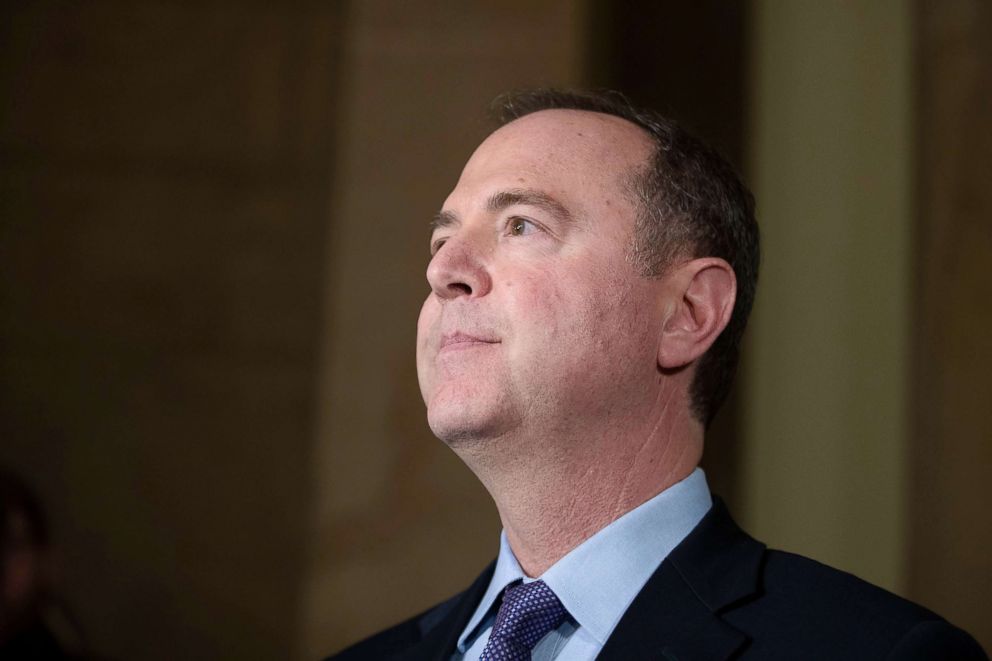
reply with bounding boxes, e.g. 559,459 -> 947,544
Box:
480,580 -> 568,661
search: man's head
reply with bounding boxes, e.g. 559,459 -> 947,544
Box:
416,90 -> 758,451
492,90 -> 760,426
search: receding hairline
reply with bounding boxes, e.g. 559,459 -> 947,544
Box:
430,107 -> 660,245
492,107 -> 658,156
486,107 -> 659,211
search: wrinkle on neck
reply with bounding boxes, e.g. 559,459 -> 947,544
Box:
457,381 -> 702,577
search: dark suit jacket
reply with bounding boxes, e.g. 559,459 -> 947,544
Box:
328,500 -> 987,660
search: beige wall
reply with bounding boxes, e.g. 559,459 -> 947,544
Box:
745,3 -> 992,652
743,0 -> 912,591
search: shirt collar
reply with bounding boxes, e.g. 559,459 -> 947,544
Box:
542,468 -> 712,643
456,468 -> 712,650
456,531 -> 527,652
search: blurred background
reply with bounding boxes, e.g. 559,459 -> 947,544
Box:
1,0 -> 989,659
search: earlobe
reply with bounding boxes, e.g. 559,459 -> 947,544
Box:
657,258 -> 736,369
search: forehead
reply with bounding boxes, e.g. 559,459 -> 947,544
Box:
448,109 -> 654,210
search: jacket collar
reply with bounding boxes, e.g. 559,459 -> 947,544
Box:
399,499 -> 764,661
402,561 -> 495,661
597,498 -> 765,661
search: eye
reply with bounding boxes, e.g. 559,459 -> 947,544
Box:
507,217 -> 538,237
430,237 -> 447,256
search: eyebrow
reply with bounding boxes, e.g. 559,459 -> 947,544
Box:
431,209 -> 459,231
430,188 -> 574,231
487,189 -> 574,225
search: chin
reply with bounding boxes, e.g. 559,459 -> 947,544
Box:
426,398 -> 509,448
428,412 -> 489,447
423,371 -> 521,444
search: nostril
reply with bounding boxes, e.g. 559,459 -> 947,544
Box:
449,282 -> 472,296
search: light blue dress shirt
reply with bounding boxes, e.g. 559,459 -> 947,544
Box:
453,468 -> 712,660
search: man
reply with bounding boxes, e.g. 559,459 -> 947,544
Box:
329,90 -> 986,660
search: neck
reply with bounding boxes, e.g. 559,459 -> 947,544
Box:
454,394 -> 703,577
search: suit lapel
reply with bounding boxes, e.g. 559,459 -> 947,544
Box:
396,501 -> 763,660
401,561 -> 495,661
598,500 -> 765,661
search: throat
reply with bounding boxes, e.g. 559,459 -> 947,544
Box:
488,452 -> 695,577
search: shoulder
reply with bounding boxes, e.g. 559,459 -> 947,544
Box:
324,594 -> 460,661
648,499 -> 987,659
323,560 -> 496,661
732,549 -> 987,660
760,548 -> 927,621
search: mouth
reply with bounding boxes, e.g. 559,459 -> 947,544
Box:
439,331 -> 500,352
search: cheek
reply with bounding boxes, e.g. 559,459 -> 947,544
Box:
416,297 -> 435,344
529,270 -> 651,367
544,268 -> 622,332
416,298 -> 439,391
504,274 -> 605,364
502,273 -> 567,339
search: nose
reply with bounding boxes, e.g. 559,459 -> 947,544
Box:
426,233 -> 492,300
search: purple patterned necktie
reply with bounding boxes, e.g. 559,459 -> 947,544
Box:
480,580 -> 569,661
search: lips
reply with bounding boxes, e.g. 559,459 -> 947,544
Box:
439,331 -> 500,351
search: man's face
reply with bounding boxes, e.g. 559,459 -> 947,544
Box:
416,109 -> 665,445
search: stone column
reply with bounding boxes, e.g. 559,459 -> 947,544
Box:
743,0 -> 912,592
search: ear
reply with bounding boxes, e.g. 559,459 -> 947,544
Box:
658,258 -> 736,370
